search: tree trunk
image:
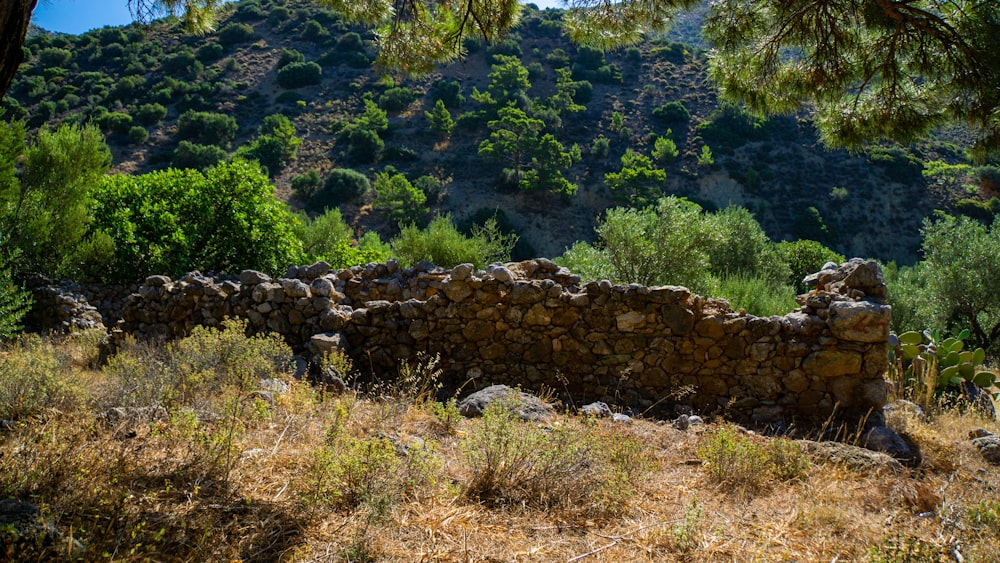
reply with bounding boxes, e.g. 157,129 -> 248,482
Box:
0,0 -> 37,100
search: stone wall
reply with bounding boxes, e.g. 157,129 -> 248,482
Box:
32,258 -> 892,425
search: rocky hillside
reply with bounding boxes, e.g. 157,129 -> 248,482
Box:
6,0 -> 996,264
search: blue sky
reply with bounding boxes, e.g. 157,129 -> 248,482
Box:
32,0 -> 566,35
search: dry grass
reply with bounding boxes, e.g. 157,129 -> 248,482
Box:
2,330 -> 999,562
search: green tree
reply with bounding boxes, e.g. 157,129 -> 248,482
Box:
425,99 -> 455,136
0,121 -> 111,278
774,239 -> 845,293
708,206 -> 789,286
0,235 -> 30,340
91,160 -> 302,281
604,149 -> 666,206
172,140 -> 227,170
651,133 -> 679,163
354,98 -> 389,133
919,214 -> 1000,352
277,61 -> 322,88
305,168 -> 371,211
478,106 -> 579,195
372,171 -> 428,224
471,55 -> 532,112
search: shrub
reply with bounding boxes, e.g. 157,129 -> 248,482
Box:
652,101 -> 690,124
91,160 -> 303,280
196,42 -> 224,61
869,146 -> 924,184
335,32 -> 365,52
295,208 -> 390,268
711,274 -> 797,316
698,426 -> 809,497
134,102 -> 167,126
0,240 -> 31,341
430,79 -> 464,108
300,19 -> 330,43
217,23 -> 255,46
590,135 -> 610,158
574,44 -> 605,70
98,111 -> 133,135
277,61 -> 322,88
773,239 -> 845,292
172,140 -> 227,170
306,168 -> 371,211
461,396 -> 653,514
343,126 -> 383,164
38,47 -> 72,67
128,125 -> 149,144
0,334 -> 75,419
277,48 -> 305,69
378,87 -> 416,112
373,171 -> 427,224
177,110 -> 238,148
162,49 -> 198,73
291,170 -> 323,200
390,214 -> 516,269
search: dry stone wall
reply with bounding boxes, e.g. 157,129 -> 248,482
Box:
36,258 -> 892,425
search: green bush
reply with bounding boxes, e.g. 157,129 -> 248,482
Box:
711,274 -> 797,316
390,214 -> 516,269
38,47 -> 72,67
172,140 -> 227,170
698,426 -> 809,497
177,110 -> 238,148
0,238 -> 30,341
306,168 -> 371,211
295,208 -> 390,268
196,42 -> 224,61
98,111 -> 133,135
162,49 -> 198,73
430,79 -> 464,108
277,48 -> 305,69
218,23 -> 255,46
868,146 -> 924,184
277,61 -> 322,89
652,101 -> 690,124
378,87 -> 416,112
91,160 -> 303,281
344,126 -> 383,164
128,125 -> 149,144
135,102 -> 167,126
300,19 -> 330,43
291,170 -> 323,200
773,239 -> 845,292
335,31 -> 365,52
373,171 -> 427,224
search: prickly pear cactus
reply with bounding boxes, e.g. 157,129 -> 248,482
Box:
893,328 -> 997,398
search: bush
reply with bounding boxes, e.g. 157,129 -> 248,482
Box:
305,168 -> 371,211
461,396 -> 653,514
291,170 -> 323,200
590,135 -> 610,158
295,208 -> 390,268
218,23 -> 255,46
172,141 -> 227,170
697,426 -> 808,497
98,111 -> 133,134
711,274 -> 797,316
177,110 -> 238,148
0,240 -> 31,341
38,47 -> 72,67
300,19 -> 330,42
91,160 -> 303,281
430,79 -> 464,108
162,49 -> 197,73
134,102 -> 167,126
128,125 -> 149,144
390,214 -> 516,269
773,239 -> 845,292
277,61 -> 322,89
277,48 -> 305,69
196,42 -> 224,61
869,146 -> 924,184
335,31 -> 364,52
652,101 -> 690,124
378,87 -> 416,112
0,335 -> 76,420
343,126 -> 383,164
373,171 -> 427,224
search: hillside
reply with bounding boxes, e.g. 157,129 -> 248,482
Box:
5,0 -> 997,264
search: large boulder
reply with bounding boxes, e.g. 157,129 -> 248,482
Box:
457,384 -> 556,422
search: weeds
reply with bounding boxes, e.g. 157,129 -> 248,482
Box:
698,425 -> 810,496
0,333 -> 82,420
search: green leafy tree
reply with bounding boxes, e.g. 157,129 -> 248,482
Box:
471,55 -> 532,112
708,206 -> 789,286
604,149 -> 666,206
0,235 -> 30,340
0,121 -> 111,278
91,160 -> 302,281
425,99 -> 455,136
651,132 -> 679,163
354,98 -> 389,133
478,106 -> 578,195
172,140 -> 227,170
774,239 -> 845,293
919,214 -> 1000,353
305,168 -> 371,211
372,171 -> 428,224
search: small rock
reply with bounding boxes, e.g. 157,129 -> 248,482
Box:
143,275 -> 172,287
671,414 -> 690,431
457,384 -> 555,422
0,499 -> 85,554
688,415 -> 705,426
451,263 -> 475,281
797,440 -> 903,473
863,426 -> 917,463
969,429 -> 1000,465
580,401 -> 613,418
260,378 -> 290,394
611,413 -> 633,424
310,365 -> 348,394
239,270 -> 270,285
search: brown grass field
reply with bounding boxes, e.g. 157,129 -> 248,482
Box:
1,324 -> 998,562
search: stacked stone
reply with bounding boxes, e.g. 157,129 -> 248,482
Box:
82,258 -> 891,425
24,277 -> 106,332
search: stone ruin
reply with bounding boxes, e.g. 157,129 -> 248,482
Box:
26,258 -> 892,425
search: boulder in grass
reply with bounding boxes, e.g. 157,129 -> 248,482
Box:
457,384 -> 556,422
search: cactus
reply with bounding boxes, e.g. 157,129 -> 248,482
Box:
891,328 -> 998,400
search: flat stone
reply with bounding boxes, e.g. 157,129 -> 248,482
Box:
803,349 -> 863,377
581,401 -> 613,417
827,301 -> 891,343
457,384 -> 556,422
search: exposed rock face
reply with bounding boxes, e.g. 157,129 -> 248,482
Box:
29,259 -> 891,425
